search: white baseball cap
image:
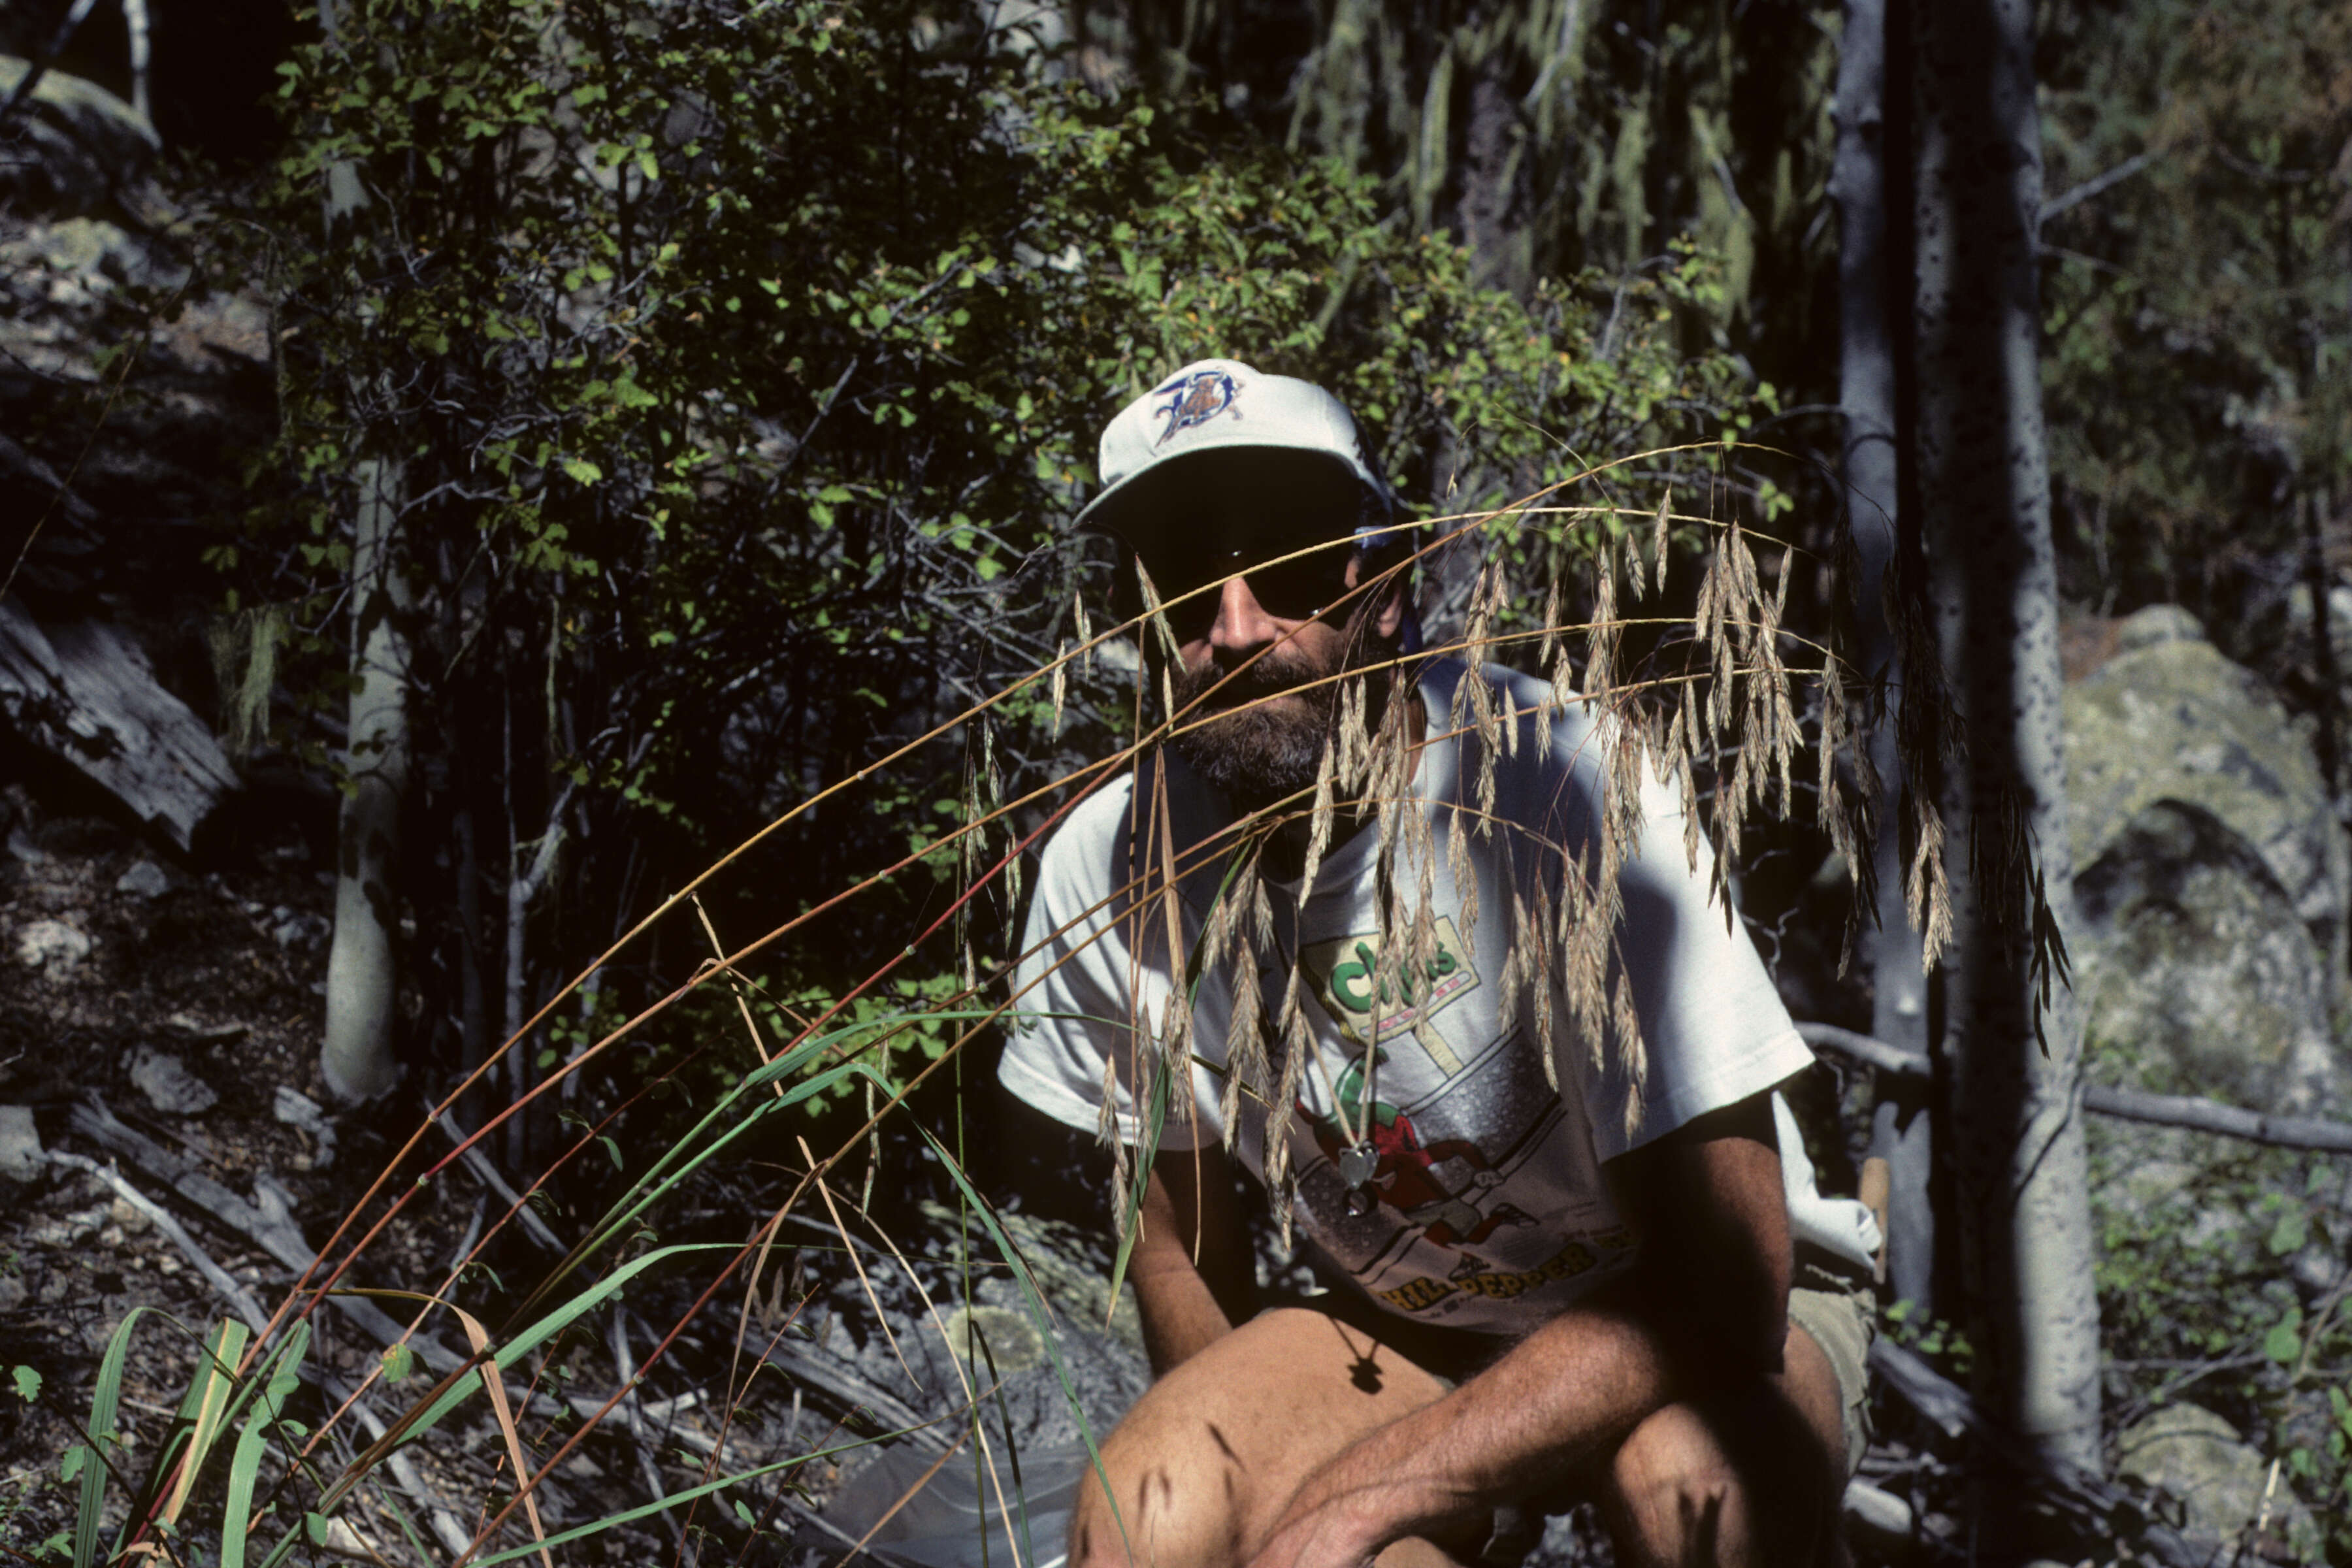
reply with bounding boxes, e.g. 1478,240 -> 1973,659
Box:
1074,358 -> 1393,546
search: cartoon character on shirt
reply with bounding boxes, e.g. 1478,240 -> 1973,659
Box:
1304,1051 -> 1533,1248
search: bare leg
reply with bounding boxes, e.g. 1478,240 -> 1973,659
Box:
1068,1307 -> 1463,1568
1595,1320 -> 1851,1568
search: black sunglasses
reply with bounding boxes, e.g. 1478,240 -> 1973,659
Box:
1136,529 -> 1365,639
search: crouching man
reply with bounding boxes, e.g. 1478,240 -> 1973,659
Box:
1004,360 -> 1880,1568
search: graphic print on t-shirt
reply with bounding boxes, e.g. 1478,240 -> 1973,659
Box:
1298,1048 -> 1535,1243
1287,1004 -> 1637,1326
1298,915 -> 1479,1073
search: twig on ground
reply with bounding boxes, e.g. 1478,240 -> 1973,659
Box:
429,1103 -> 566,1252
68,1094 -> 469,1375
48,1148 -> 274,1335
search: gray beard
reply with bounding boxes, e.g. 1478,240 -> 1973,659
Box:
1170,652 -> 1339,818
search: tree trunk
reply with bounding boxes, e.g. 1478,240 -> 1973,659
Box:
1910,0 -> 2103,1511
1832,0 -> 1938,1316
320,454 -> 410,1102
316,0 -> 412,1105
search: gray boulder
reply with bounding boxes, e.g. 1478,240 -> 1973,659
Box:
2065,605 -> 2350,973
0,1106 -> 43,1183
2114,1402 -> 2321,1563
2074,800 -> 2340,1111
0,59 -> 159,215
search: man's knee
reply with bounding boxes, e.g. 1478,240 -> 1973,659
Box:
1069,1416 -> 1249,1568
1601,1392 -> 1838,1568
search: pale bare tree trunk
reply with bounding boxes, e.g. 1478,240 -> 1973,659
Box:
122,0 -> 150,122
1912,0 -> 2103,1507
1833,0 -> 1936,1313
316,0 -> 410,1104
321,455 -> 410,1102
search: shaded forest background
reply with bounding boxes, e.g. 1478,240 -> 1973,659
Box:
0,0 -> 2348,1563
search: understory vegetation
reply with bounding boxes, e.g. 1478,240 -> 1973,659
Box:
0,0 -> 2347,1563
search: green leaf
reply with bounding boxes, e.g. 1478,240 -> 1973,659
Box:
11,1365 -> 38,1402
561,458 -> 604,486
380,1342 -> 416,1383
2265,1313 -> 2303,1365
221,1323 -> 308,1568
2267,1208 -> 2309,1256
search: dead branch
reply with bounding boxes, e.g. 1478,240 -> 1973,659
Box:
67,1094 -> 470,1375
429,1103 -> 566,1252
1797,1022 -> 2352,1154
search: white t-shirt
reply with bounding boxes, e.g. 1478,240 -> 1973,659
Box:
1002,659 -> 1876,1334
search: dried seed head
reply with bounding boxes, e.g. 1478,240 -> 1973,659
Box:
1612,970 -> 1647,1140
1297,740 -> 1339,900
1538,574 -> 1564,668
1650,487 -> 1673,595
1051,640 -> 1069,739
1222,945 -> 1265,1137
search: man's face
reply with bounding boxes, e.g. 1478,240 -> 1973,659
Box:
1152,535 -> 1396,815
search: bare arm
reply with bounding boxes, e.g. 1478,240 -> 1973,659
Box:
1247,1093 -> 1791,1568
1128,1141 -> 1260,1376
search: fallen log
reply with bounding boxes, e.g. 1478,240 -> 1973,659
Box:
0,594 -> 237,851
1796,1022 -> 2352,1155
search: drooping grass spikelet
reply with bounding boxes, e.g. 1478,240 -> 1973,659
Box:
1650,486 -> 1673,596
1136,559 -> 1183,669
1051,640 -> 1068,739
1222,933 -> 1265,1139
1909,804 -> 1953,973
1612,968 -> 1647,1140
1586,540 -> 1620,706
1538,572 -> 1564,668
1102,1049 -> 1132,1210
1297,738 -> 1339,902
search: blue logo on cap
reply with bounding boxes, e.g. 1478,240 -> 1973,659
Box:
1152,368 -> 1242,446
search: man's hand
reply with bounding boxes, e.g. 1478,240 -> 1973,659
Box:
1248,1446 -> 1481,1568
1247,1092 -> 1795,1568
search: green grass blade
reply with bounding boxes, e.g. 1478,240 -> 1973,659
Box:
153,1318 -> 250,1530
74,1305 -> 160,1568
467,1431 -> 885,1567
220,1322 -> 309,1568
566,1009 -> 1013,1271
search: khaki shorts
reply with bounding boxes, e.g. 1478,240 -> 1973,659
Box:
1788,1275 -> 1876,1481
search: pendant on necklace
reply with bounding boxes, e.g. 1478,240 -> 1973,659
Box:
1344,1186 -> 1375,1217
1337,1145 -> 1378,1188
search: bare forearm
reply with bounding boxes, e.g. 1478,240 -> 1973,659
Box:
1270,1286 -> 1686,1552
1133,1257 -> 1241,1375
1258,1100 -> 1795,1566
1128,1151 -> 1258,1377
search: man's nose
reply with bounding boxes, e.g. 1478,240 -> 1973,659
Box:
1205,572 -> 1282,654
